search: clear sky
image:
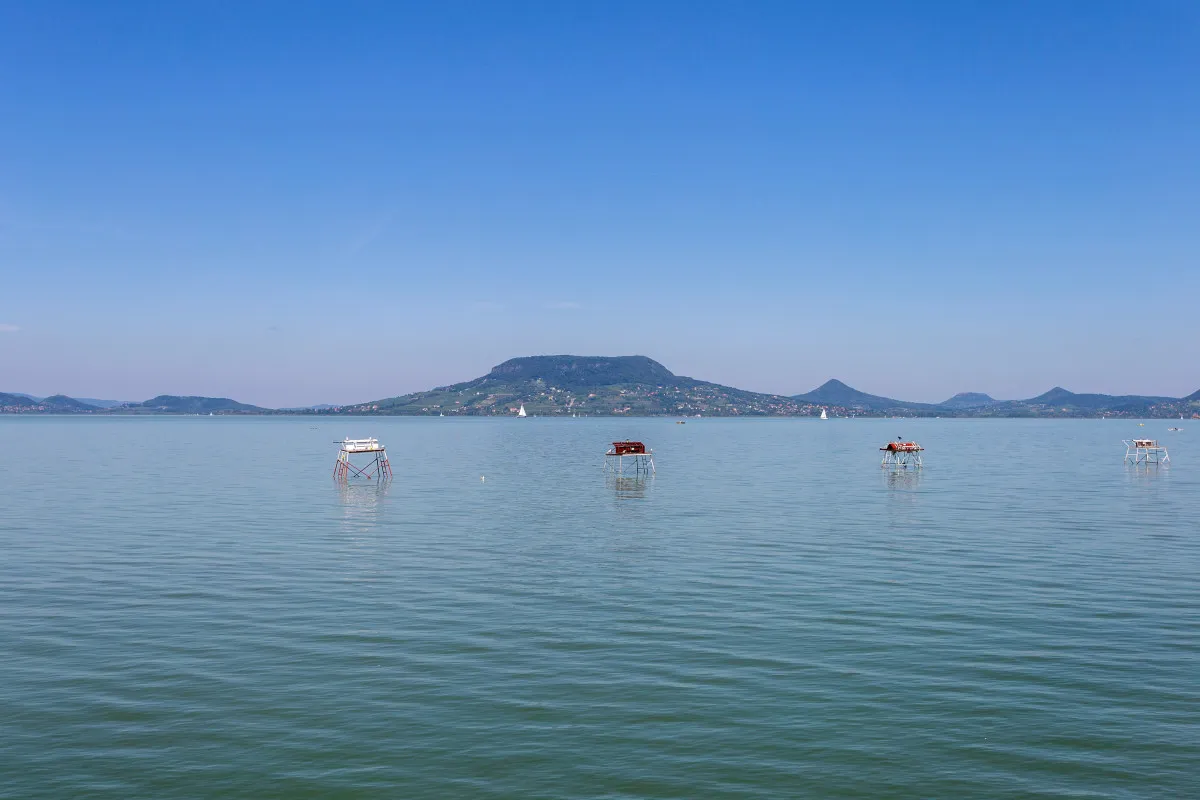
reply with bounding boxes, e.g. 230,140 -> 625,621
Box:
2,1 -> 1197,406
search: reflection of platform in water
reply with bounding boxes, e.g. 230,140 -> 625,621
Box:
885,468 -> 923,491
333,437 -> 393,481
1123,439 -> 1168,466
338,477 -> 391,510
604,441 -> 655,475
607,474 -> 651,499
337,478 -> 390,533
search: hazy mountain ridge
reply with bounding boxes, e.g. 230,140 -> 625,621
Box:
11,393 -> 131,408
334,358 -> 1200,418
1018,387 -> 1178,411
0,392 -> 98,411
790,381 -> 1197,418
0,394 -> 265,414
0,392 -> 45,409
3,357 -> 1198,417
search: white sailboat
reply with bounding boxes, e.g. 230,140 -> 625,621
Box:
517,404 -> 527,418
820,408 -> 828,420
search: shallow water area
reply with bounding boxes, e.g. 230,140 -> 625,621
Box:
1,416 -> 1197,798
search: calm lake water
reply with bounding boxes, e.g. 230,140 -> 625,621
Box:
1,416 -> 1196,798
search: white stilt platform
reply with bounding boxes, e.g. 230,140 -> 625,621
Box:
1123,439 -> 1168,466
333,437 -> 393,481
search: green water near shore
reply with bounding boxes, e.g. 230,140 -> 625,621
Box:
1,417 -> 1196,797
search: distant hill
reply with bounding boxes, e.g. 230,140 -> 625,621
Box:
75,397 -> 133,409
0,392 -> 97,411
941,392 -> 999,409
0,392 -> 43,409
345,355 -> 806,416
1015,387 -> 1178,413
133,395 -> 265,413
41,394 -> 99,411
13,394 -> 130,408
785,380 -> 1200,417
5,367 -> 1199,418
488,355 -> 676,389
338,360 -> 1200,418
792,379 -> 939,412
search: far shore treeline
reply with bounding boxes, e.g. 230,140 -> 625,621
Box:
4,356 -> 1198,418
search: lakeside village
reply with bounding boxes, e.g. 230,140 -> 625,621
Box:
332,384 -> 815,417
309,391 -> 1200,419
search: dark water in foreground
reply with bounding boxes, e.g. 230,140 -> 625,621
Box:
1,417 -> 1197,798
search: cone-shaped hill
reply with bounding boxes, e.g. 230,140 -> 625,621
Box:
791,379 -> 939,412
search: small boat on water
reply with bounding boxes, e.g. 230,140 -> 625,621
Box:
1169,427 -> 1182,432
517,404 -> 527,418
820,408 -> 828,420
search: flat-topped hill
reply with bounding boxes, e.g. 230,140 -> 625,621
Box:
134,395 -> 265,413
355,355 -> 802,416
486,355 -> 678,389
941,392 -> 999,409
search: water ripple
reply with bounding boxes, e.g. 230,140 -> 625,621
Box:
0,416 -> 1197,798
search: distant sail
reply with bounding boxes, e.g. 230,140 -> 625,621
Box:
517,404 -> 527,418
820,408 -> 828,420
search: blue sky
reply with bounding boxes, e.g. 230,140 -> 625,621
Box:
2,1 -> 1197,406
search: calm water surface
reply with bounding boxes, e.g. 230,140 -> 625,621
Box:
1,417 -> 1197,798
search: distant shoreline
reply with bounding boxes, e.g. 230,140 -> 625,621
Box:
5,355 -> 1197,419
2,410 -> 1195,421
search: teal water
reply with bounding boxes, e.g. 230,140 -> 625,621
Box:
1,417 -> 1197,798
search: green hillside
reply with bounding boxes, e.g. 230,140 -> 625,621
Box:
133,395 -> 266,413
0,393 -> 98,412
941,392 -> 999,409
343,355 -> 808,416
0,392 -> 43,410
41,394 -> 99,411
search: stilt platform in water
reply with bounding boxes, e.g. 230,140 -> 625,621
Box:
333,437 -> 392,481
881,440 -> 923,469
604,441 -> 655,475
1123,439 -> 1168,466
